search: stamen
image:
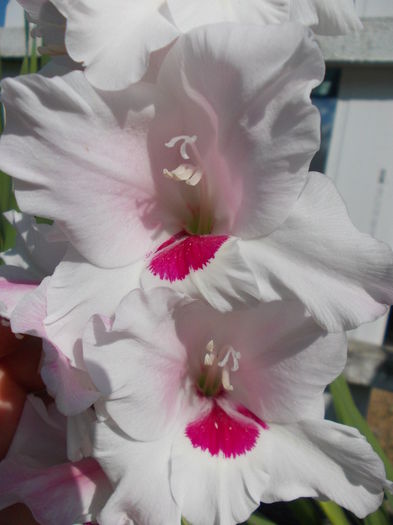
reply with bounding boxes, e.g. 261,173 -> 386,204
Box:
206,339 -> 215,353
163,164 -> 202,186
1,319 -> 10,327
204,353 -> 215,367
217,346 -> 241,372
165,135 -> 197,161
221,368 -> 234,392
203,339 -> 215,366
198,340 -> 241,397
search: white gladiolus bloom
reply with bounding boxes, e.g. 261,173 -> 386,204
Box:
0,24 -> 391,374
49,0 -> 361,90
81,288 -> 391,525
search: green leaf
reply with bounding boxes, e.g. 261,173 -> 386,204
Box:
288,498 -> 319,525
0,97 -> 4,134
363,508 -> 390,525
318,501 -> 350,525
29,36 -> 38,74
181,518 -> 190,525
0,172 -> 17,251
246,514 -> 277,525
19,55 -> 30,76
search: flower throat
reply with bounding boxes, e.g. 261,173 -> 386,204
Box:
163,135 -> 213,235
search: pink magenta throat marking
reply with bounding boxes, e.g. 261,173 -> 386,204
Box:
186,402 -> 268,458
148,231 -> 228,281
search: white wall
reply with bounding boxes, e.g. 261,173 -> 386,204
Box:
4,1 -> 24,28
356,0 -> 393,17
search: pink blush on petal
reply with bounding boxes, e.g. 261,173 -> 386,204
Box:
148,231 -> 228,282
185,402 -> 266,458
237,405 -> 269,430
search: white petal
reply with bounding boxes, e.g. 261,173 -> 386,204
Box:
6,395 -> 66,465
141,236 -> 260,312
45,246 -> 143,366
2,211 -> 66,277
256,420 -> 388,518
243,172 -> 393,331
52,0 -> 179,90
92,418 -> 180,525
41,341 -> 100,416
83,288 -> 188,440
153,22 -> 324,238
0,271 -> 39,319
167,0 -> 288,32
9,278 -> 101,414
0,395 -> 111,525
171,411 -> 268,525
1,211 -> 60,277
0,71 -> 158,268
10,276 -> 49,338
291,0 -> 362,35
224,302 -> 347,422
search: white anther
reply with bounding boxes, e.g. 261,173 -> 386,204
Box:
187,168 -> 203,186
204,353 -> 215,367
165,135 -> 197,160
217,346 -> 241,372
221,368 -> 234,392
206,339 -> 215,353
163,164 -> 202,186
15,333 -> 24,340
1,319 -> 10,327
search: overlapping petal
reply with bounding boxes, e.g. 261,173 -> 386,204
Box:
44,246 -> 144,364
82,288 -> 344,438
151,22 -> 323,238
92,419 -> 181,525
242,172 -> 393,331
49,0 -> 359,91
170,418 -> 389,524
0,396 -> 111,525
0,72 -> 158,267
0,24 -> 330,319
10,274 -> 100,415
2,211 -> 66,277
52,0 -> 179,90
167,0 -> 288,31
83,288 -> 189,441
255,420 -> 389,516
81,288 -> 389,523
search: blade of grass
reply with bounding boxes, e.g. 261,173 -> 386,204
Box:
247,514 -> 277,525
318,501 -> 350,525
363,508 -> 390,525
0,172 -> 17,251
29,35 -> 38,74
288,498 -> 319,525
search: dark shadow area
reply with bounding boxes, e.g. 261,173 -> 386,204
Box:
310,67 -> 341,173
